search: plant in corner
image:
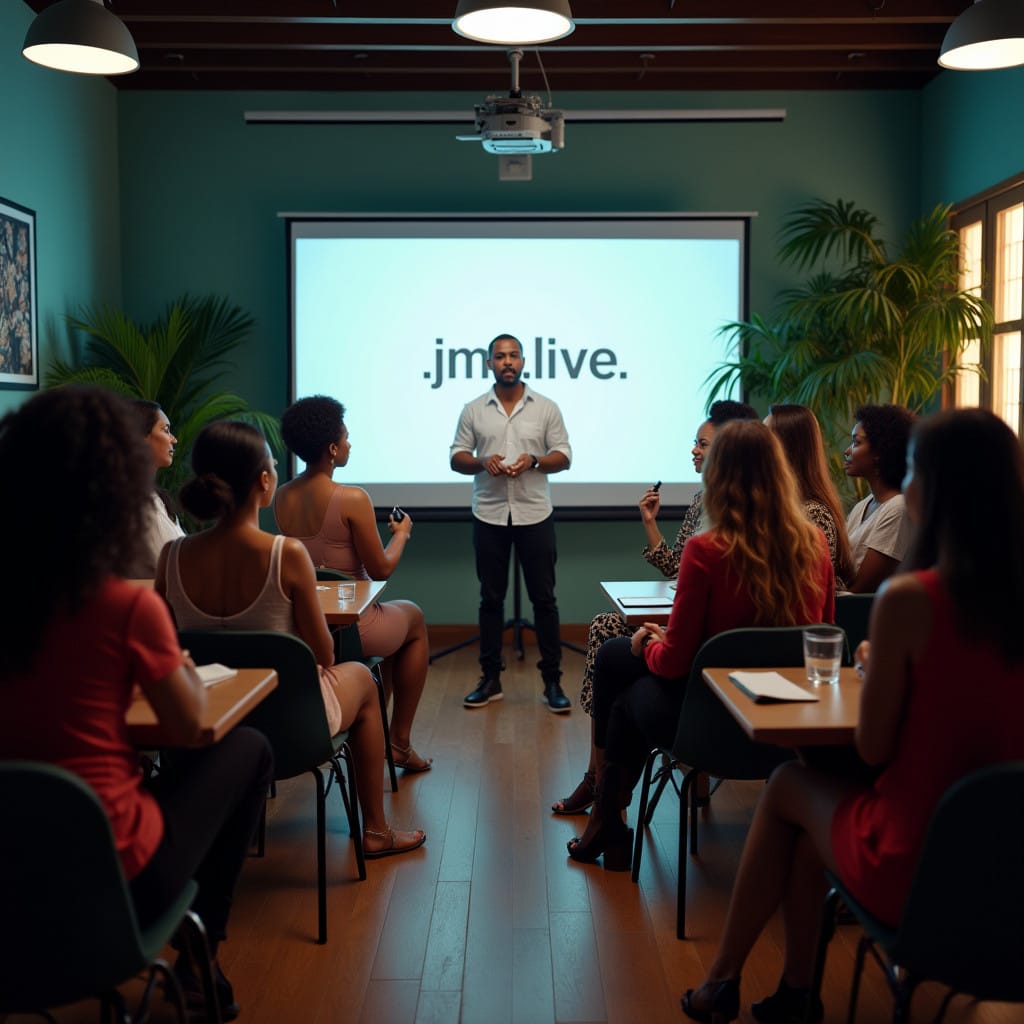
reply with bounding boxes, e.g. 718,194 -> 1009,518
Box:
46,294 -> 283,499
707,198 -> 993,486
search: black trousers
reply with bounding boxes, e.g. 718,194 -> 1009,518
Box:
473,514 -> 561,683
592,636 -> 685,795
130,725 -> 274,954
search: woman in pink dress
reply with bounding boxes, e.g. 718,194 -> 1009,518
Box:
274,395 -> 431,773
680,408 -> 1024,1024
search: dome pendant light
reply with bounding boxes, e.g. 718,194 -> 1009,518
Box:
453,1 -> 574,45
939,0 -> 1024,71
23,0 -> 139,76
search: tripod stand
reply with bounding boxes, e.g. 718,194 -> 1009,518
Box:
429,549 -> 584,664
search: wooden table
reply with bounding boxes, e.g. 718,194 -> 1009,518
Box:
599,579 -> 675,624
701,666 -> 862,746
317,578 -> 387,625
125,667 -> 278,747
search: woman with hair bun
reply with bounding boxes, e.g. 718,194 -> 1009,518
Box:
156,419 -> 426,860
129,399 -> 185,578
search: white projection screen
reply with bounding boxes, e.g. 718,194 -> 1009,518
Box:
288,213 -> 748,517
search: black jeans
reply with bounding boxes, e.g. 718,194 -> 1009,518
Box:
592,636 -> 685,795
473,514 -> 561,683
130,726 -> 274,954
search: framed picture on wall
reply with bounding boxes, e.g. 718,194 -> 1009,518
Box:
0,197 -> 37,390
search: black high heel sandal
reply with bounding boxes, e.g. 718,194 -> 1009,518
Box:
680,979 -> 740,1024
566,821 -> 634,871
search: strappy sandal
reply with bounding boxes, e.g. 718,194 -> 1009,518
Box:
551,770 -> 596,815
363,825 -> 427,860
390,742 -> 433,773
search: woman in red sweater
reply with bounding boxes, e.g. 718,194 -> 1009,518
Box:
681,408 -> 1024,1024
569,419 -> 834,869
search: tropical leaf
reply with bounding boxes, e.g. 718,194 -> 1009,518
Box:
46,295 -> 278,526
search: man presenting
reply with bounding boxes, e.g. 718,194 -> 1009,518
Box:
450,334 -> 572,713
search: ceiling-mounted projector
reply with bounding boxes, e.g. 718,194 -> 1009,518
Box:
455,48 -> 564,156
457,96 -> 565,154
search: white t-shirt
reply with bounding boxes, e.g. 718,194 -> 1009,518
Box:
846,493 -> 910,571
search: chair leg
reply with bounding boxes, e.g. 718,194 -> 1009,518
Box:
631,749 -> 659,882
677,773 -> 692,940
176,910 -> 219,1024
847,934 -> 870,1024
686,768 -> 701,855
332,745 -> 366,881
313,766 -> 328,944
374,670 -> 399,793
808,887 -> 840,1024
644,752 -> 674,825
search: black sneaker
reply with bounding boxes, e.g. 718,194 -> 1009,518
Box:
542,680 -> 571,713
464,677 -> 503,708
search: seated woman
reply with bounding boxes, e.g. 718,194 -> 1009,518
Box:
552,399 -> 758,816
765,403 -> 854,591
568,420 -> 835,869
273,395 -> 431,773
680,408 -> 1024,1024
156,419 -> 426,859
0,388 -> 273,1021
843,403 -> 916,593
130,399 -> 185,577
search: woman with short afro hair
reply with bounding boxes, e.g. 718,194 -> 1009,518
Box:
275,395 -> 432,773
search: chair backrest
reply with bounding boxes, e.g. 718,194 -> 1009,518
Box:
890,761 -> 1024,1001
315,567 -> 353,583
179,629 -> 335,780
833,593 -> 874,664
0,761 -> 149,1011
671,626 -> 807,780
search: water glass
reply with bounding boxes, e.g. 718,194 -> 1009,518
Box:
337,582 -> 356,603
802,626 -> 844,686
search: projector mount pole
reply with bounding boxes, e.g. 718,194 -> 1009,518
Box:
507,47 -> 523,98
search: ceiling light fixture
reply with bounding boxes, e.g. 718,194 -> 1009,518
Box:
939,0 -> 1024,71
22,0 -> 139,76
453,1 -> 574,45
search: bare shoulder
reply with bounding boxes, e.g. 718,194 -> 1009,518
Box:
873,573 -> 932,644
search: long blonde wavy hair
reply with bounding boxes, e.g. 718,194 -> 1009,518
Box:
702,419 -> 827,624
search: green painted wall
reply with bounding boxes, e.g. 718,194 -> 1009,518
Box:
115,87 -> 926,625
921,65 -> 1024,208
0,2 -> 122,418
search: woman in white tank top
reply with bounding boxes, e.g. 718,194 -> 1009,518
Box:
155,420 -> 425,860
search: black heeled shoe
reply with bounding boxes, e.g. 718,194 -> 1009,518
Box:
751,980 -> 823,1024
680,979 -> 740,1024
566,821 -> 634,871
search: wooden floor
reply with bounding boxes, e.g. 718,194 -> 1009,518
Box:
12,638 -> 1022,1024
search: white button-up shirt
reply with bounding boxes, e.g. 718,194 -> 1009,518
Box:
450,384 -> 572,526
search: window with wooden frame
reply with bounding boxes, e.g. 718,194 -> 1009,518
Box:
951,177 -> 1024,435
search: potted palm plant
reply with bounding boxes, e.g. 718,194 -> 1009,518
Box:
707,199 -> 993,486
46,294 -> 282,500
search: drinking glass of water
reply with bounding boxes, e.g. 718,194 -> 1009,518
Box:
802,626 -> 844,686
337,582 -> 356,603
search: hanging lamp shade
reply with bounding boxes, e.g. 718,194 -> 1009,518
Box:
939,0 -> 1024,70
23,0 -> 139,76
453,1 -> 574,45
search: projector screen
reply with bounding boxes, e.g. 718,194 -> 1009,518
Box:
288,214 -> 747,516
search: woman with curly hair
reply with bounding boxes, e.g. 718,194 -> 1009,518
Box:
681,408 -> 1024,1024
273,395 -> 431,773
551,399 -> 758,816
157,419 -> 425,860
0,388 -> 273,1020
567,420 -> 834,869
766,403 -> 854,590
129,399 -> 185,577
843,403 -> 916,593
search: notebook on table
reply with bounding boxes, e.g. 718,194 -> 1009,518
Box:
727,671 -> 819,704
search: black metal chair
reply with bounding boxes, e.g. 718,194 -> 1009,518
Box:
315,567 -> 398,792
833,593 -> 874,664
631,626 -> 812,938
0,760 -> 218,1023
810,761 -> 1024,1024
179,629 -> 365,945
